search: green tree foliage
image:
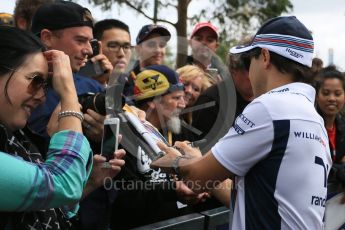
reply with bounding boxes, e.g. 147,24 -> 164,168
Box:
198,0 -> 293,38
85,0 -> 293,67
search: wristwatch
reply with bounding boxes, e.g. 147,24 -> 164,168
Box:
172,155 -> 190,175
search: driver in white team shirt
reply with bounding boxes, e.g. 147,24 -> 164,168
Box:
152,16 -> 332,230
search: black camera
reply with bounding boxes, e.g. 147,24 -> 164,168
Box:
78,91 -> 126,116
78,92 -> 106,115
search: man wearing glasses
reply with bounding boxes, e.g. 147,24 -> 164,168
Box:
94,19 -> 133,74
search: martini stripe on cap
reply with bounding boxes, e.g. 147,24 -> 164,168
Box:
253,36 -> 313,53
262,35 -> 313,46
253,40 -> 314,52
256,34 -> 313,45
254,34 -> 313,48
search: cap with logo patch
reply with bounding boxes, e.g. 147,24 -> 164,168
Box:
229,16 -> 314,67
133,65 -> 184,101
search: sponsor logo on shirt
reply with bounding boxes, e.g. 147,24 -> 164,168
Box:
233,114 -> 255,135
311,195 -> 326,207
137,146 -> 169,182
269,87 -> 289,94
238,114 -> 255,128
234,123 -> 245,135
293,131 -> 326,147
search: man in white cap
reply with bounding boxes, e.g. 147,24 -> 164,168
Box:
152,16 -> 331,229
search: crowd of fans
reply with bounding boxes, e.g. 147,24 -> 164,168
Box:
0,0 -> 344,229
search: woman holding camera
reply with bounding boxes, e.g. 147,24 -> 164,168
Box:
0,26 -> 93,229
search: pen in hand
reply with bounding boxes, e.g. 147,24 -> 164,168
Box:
187,139 -> 207,148
172,139 -> 207,155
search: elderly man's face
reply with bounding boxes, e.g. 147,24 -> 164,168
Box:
154,90 -> 185,133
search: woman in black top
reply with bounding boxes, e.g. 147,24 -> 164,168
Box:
314,66 -> 345,197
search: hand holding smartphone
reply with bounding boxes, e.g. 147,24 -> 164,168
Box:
101,117 -> 120,163
78,39 -> 104,78
90,39 -> 100,57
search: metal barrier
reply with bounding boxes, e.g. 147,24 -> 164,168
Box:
201,206 -> 230,230
131,213 -> 205,230
131,206 -> 230,230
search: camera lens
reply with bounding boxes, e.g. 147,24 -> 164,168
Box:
78,92 -> 106,115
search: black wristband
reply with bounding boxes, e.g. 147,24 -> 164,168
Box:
172,155 -> 190,175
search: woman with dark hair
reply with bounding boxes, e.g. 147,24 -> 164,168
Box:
0,26 -> 92,229
315,66 -> 345,163
315,66 -> 345,196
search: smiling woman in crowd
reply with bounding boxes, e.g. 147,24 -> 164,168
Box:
315,66 -> 345,196
0,25 -> 92,229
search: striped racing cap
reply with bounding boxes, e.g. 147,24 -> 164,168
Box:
230,16 -> 314,67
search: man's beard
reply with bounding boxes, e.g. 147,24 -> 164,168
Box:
166,115 -> 181,134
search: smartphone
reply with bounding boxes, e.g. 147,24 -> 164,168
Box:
90,39 -> 100,57
101,117 -> 120,162
78,39 -> 104,78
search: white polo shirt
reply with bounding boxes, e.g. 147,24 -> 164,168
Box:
212,83 -> 332,229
